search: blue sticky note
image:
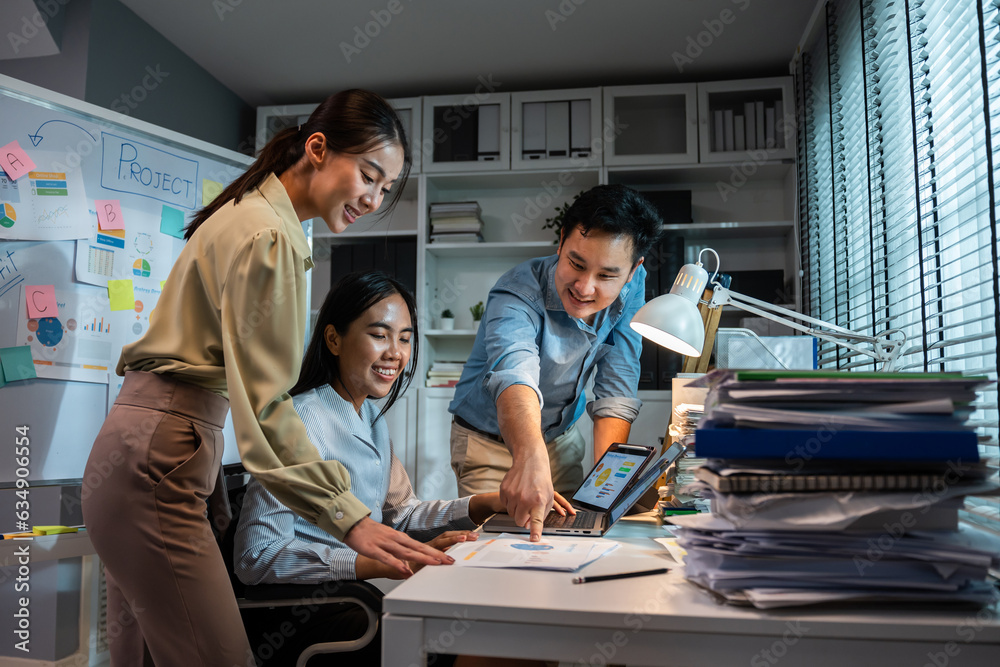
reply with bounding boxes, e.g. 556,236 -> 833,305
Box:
0,345 -> 37,382
0,357 -> 6,388
160,205 -> 186,239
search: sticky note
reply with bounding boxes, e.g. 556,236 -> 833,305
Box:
95,199 -> 125,230
108,279 -> 135,311
0,345 -> 37,382
160,280 -> 166,291
0,358 -> 6,388
202,179 -> 224,206
160,205 -> 186,239
0,140 -> 36,180
32,525 -> 79,535
25,285 -> 58,319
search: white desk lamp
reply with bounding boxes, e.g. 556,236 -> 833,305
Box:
629,248 -> 906,372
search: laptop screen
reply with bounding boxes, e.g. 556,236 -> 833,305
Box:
608,442 -> 687,524
571,448 -> 650,510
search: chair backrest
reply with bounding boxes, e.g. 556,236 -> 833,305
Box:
214,463 -> 383,665
218,464 -> 251,597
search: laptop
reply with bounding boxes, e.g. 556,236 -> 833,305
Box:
482,441 -> 686,536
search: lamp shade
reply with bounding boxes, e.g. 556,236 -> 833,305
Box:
629,259 -> 710,357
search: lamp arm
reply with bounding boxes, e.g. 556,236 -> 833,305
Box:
708,286 -> 905,371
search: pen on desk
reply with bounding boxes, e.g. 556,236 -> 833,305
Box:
472,515 -> 493,536
572,567 -> 670,584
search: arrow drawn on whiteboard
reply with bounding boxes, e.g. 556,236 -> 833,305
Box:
28,120 -> 97,147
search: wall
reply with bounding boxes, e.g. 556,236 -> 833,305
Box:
0,0 -> 91,100
85,0 -> 252,151
0,0 -> 253,153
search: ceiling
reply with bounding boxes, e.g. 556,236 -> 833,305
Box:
117,0 -> 820,108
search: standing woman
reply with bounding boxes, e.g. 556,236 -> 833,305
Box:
82,89 -> 448,667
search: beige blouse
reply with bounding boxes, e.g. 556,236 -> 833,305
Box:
119,172 -> 369,540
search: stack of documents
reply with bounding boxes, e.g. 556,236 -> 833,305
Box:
426,360 -> 465,387
667,369 -> 1000,608
667,403 -> 708,509
446,534 -> 619,571
429,201 -> 484,243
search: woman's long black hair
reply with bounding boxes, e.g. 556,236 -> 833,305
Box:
291,271 -> 418,423
185,89 -> 411,239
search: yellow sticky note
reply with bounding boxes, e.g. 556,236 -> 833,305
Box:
32,525 -> 78,536
108,279 -> 135,311
202,179 -> 224,206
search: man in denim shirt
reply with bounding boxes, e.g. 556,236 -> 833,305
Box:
449,185 -> 663,541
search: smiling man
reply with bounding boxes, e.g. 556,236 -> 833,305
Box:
448,185 -> 663,541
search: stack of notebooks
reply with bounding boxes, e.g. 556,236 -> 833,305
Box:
429,201 -> 483,243
667,369 -> 1000,609
426,361 -> 465,388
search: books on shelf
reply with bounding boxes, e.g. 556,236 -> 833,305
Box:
426,361 -> 466,387
429,201 -> 484,243
711,99 -> 786,153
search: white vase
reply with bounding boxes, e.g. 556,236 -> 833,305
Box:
439,317 -> 455,330
472,320 -> 481,332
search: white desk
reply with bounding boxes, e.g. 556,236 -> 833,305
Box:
382,516 -> 1000,666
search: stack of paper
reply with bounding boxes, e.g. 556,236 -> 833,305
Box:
667,403 -> 708,510
429,201 -> 484,243
446,534 -> 619,571
667,369 -> 1000,608
426,361 -> 465,387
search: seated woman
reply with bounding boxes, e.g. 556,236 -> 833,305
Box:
234,270 -> 504,665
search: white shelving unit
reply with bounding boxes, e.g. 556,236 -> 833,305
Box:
421,92 -> 510,172
256,97 -> 423,172
258,76 -> 799,499
603,83 -> 699,166
510,88 -> 603,170
697,77 -> 795,162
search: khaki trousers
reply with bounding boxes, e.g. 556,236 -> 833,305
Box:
450,420 -> 585,496
82,371 -> 254,667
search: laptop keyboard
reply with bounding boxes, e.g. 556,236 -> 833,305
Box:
544,511 -> 599,530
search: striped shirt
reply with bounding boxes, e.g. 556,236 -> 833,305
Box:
234,384 -> 474,584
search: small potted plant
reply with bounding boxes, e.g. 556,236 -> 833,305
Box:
469,301 -> 485,331
439,309 -> 455,330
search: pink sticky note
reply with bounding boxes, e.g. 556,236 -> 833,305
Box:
25,285 -> 58,319
0,141 -> 36,181
95,200 -> 125,230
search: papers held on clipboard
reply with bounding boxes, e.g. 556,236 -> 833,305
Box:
446,534 -> 619,571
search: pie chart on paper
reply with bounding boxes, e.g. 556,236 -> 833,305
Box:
0,203 -> 15,228
132,259 -> 151,277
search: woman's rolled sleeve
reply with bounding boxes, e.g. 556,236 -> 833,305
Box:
221,230 -> 369,541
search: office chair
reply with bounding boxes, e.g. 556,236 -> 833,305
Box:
216,464 -> 382,667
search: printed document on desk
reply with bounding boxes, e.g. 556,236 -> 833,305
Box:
447,533 -> 619,571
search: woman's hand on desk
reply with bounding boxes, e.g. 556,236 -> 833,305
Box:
344,516 -> 454,578
354,530 -> 479,580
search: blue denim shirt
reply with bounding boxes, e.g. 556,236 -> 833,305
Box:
448,254 -> 644,442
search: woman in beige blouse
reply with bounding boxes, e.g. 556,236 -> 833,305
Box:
82,89 -> 447,667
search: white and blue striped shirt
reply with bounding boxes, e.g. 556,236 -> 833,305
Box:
234,384 -> 474,584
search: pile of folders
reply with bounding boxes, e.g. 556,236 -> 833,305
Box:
667,369 -> 1000,609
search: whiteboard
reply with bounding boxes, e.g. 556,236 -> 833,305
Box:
0,74 -> 258,483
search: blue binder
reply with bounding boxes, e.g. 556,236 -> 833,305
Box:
693,428 -> 980,462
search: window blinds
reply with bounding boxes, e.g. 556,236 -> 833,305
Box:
796,0 -> 999,536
